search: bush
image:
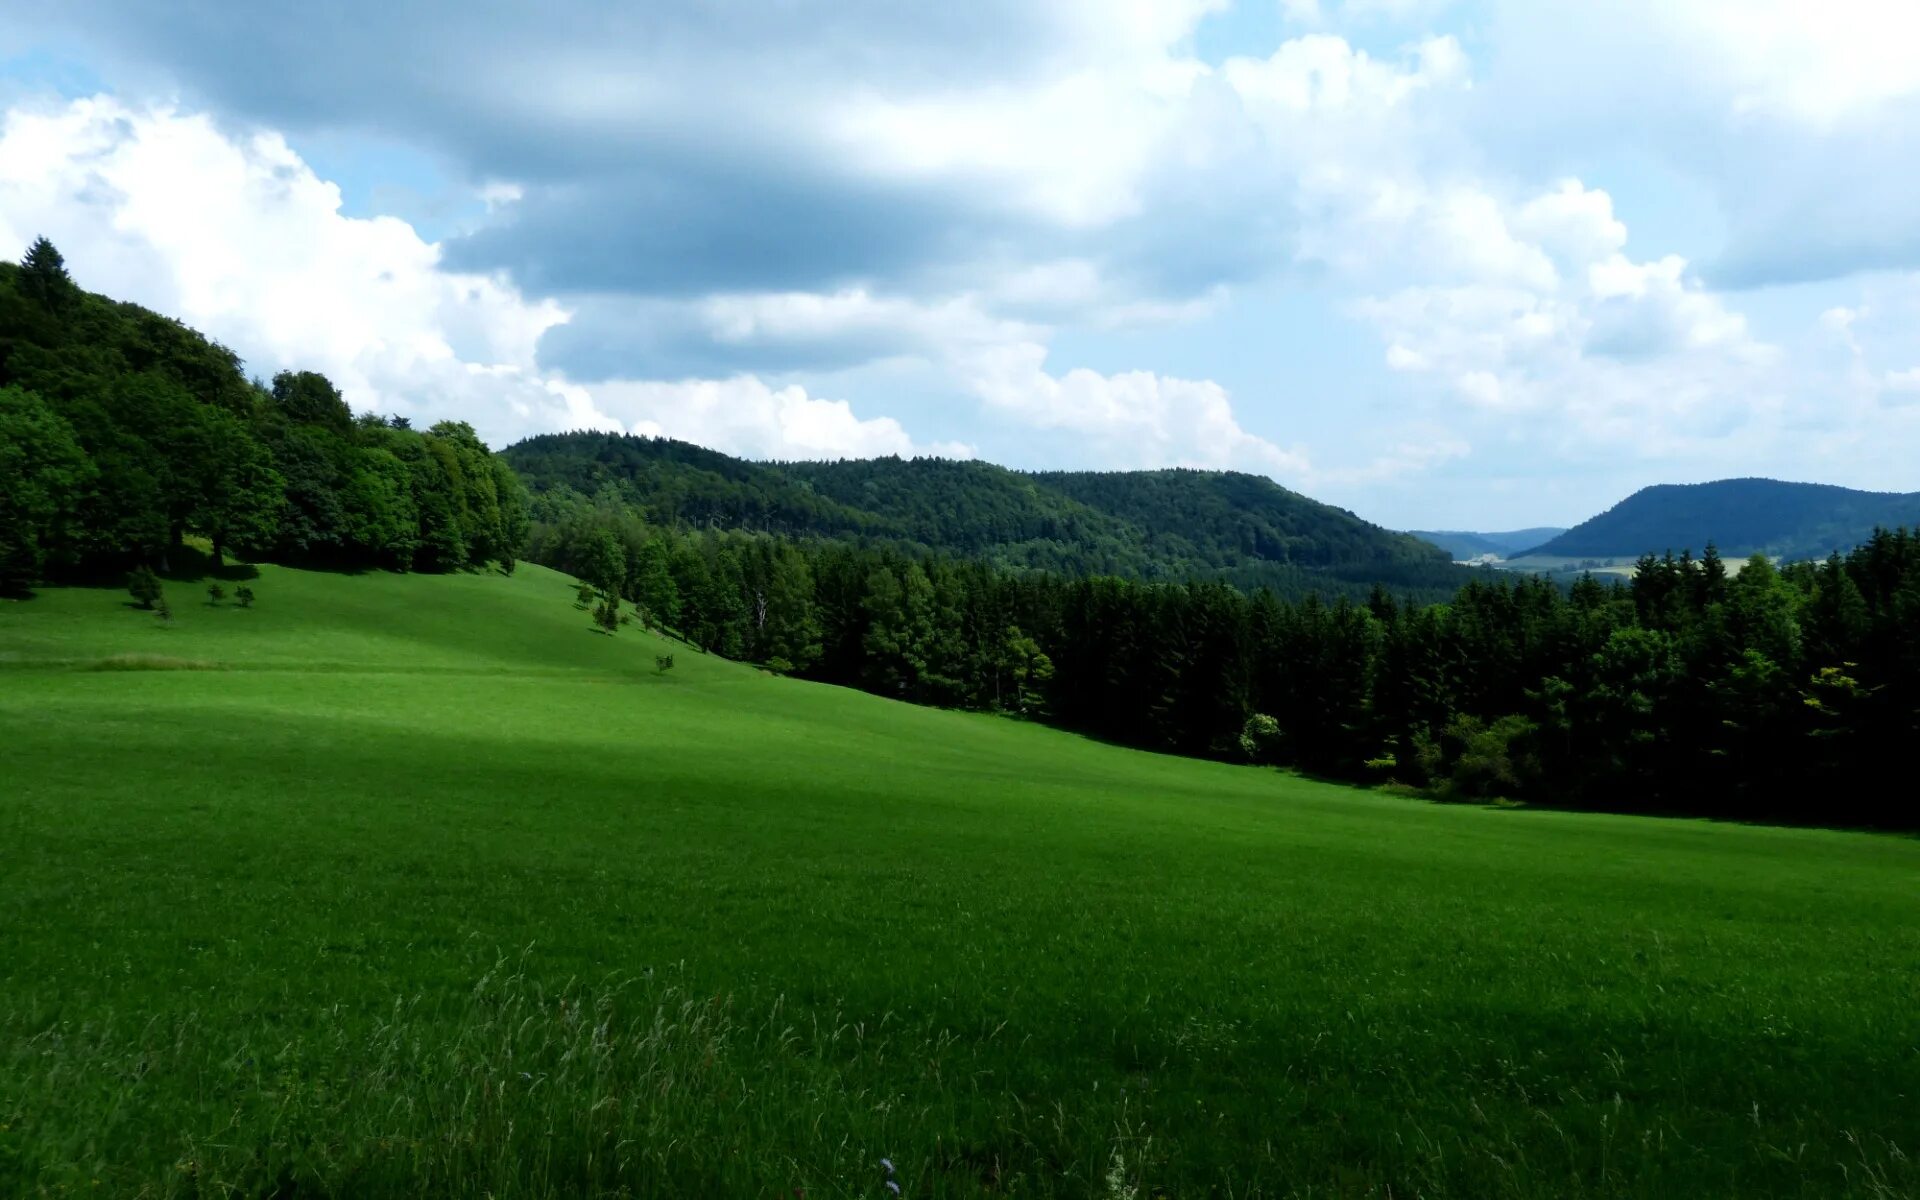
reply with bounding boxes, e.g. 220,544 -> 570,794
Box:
206,582 -> 226,605
1238,713 -> 1282,765
592,591 -> 620,634
127,565 -> 163,610
234,585 -> 255,608
655,654 -> 675,673
1439,714 -> 1542,802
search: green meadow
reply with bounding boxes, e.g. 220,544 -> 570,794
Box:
1,564 -> 1916,1198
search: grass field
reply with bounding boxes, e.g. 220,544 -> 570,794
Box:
2,564 -> 1917,1198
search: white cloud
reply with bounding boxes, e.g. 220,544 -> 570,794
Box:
1641,0 -> 1920,126
0,96 -> 573,437
588,376 -> 973,461
1352,179 -> 1778,455
0,96 -> 962,461
956,340 -> 1309,475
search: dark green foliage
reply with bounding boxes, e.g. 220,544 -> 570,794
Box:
592,590 -> 620,634
655,653 -> 675,672
18,236 -> 74,311
504,431 -> 1471,603
206,582 -> 225,605
1528,477 -> 1920,560
235,584 -> 255,608
527,488 -> 1920,828
126,565 -> 162,610
270,369 -> 352,433
0,385 -> 93,594
0,243 -> 530,586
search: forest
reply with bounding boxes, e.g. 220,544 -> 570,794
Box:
1528,477 -> 1920,560
504,430 -> 1472,602
528,492 -> 1920,829
0,240 -> 526,592
6,240 -> 1917,829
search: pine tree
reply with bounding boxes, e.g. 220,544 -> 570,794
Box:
20,237 -> 74,311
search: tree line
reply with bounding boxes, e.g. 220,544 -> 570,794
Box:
0,240 -> 526,593
505,431 -> 1474,604
532,492 -> 1920,829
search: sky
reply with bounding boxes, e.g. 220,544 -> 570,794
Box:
5,1 -> 1920,530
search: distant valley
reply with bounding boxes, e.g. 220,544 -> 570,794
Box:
1406,528 -> 1566,562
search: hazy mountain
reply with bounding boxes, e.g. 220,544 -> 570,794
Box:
1409,528 -> 1566,560
1522,478 -> 1920,560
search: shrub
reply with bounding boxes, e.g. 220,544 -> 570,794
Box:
206,582 -> 226,605
655,654 -> 675,673
592,591 -> 620,634
234,585 -> 255,608
1441,714 -> 1542,802
1238,713 -> 1282,765
127,565 -> 163,610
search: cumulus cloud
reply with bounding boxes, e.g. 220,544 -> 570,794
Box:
956,341 -> 1309,476
0,96 -> 958,460
0,96 -> 581,438
1356,180 -> 1778,453
17,1 -> 1920,520
584,376 -> 973,461
1478,0 -> 1920,287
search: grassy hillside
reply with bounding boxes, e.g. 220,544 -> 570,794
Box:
504,431 -> 1470,601
2,565 -> 1918,1197
1526,478 -> 1920,560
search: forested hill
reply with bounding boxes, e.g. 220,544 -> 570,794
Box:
504,431 -> 1470,601
1527,478 -> 1920,560
0,240 -> 526,594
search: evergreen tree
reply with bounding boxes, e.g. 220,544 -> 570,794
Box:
19,237 -> 74,311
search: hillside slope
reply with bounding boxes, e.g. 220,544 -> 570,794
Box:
3,564 -> 1918,1196
504,431 -> 1468,599
1526,478 -> 1920,559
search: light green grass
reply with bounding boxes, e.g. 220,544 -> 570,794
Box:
1,564 -> 1916,1197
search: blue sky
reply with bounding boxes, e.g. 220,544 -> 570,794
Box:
5,1 -> 1920,530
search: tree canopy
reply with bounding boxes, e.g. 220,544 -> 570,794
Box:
0,241 -> 527,591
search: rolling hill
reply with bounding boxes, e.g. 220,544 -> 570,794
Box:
503,431 -> 1470,600
1524,478 -> 1920,560
3,563 -> 1917,1196
1408,527 -> 1566,560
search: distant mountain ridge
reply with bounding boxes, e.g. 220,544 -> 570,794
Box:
1524,478 -> 1920,560
1409,528 -> 1566,560
503,431 -> 1474,600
